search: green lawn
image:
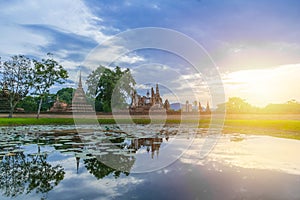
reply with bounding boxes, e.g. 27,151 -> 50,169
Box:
0,117 -> 299,140
223,119 -> 300,140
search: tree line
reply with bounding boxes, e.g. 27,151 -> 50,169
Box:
1,54 -> 299,116
0,54 -> 68,118
0,54 -> 135,117
16,66 -> 135,114
216,97 -> 300,114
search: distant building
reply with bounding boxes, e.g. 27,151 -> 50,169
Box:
130,137 -> 163,159
182,100 -> 211,114
199,101 -> 211,114
49,73 -> 94,113
182,100 -> 193,112
50,96 -> 69,112
130,84 -> 170,113
70,72 -> 94,113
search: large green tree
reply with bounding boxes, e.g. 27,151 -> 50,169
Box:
56,87 -> 75,105
16,96 -> 38,112
86,66 -> 135,112
32,53 -> 68,118
0,55 -> 34,118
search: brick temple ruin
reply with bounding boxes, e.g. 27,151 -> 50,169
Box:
130,84 -> 170,113
50,72 -> 94,113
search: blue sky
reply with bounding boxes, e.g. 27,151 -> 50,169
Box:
0,0 -> 299,106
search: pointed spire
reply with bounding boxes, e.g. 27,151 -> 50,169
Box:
156,83 -> 159,95
206,101 -> 210,110
151,87 -> 154,97
199,101 -> 202,112
78,71 -> 82,88
76,157 -> 80,174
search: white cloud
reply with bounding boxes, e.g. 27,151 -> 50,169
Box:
0,24 -> 49,57
0,0 -> 106,41
0,0 -> 150,90
0,0 -> 108,58
83,42 -> 146,69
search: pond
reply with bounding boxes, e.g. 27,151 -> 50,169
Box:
0,125 -> 300,200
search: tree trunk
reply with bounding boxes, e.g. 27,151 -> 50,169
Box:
36,98 -> 43,119
8,99 -> 14,118
8,109 -> 13,118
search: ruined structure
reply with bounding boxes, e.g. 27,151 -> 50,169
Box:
130,84 -> 170,113
130,137 -> 163,159
182,100 -> 211,114
70,73 -> 94,113
49,96 -> 69,112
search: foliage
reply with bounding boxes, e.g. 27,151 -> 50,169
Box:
0,55 -> 34,117
84,158 -> 130,180
216,97 -> 258,114
32,53 -> 68,118
0,150 -> 65,197
56,87 -> 75,105
16,94 -> 56,112
262,99 -> 300,114
16,96 -> 38,112
217,97 -> 300,114
86,66 -> 135,112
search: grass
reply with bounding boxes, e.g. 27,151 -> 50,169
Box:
0,117 -> 211,126
0,118 -> 75,126
0,117 -> 300,140
222,119 -> 300,140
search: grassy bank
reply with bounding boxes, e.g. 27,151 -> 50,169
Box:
0,117 -> 211,126
0,117 -> 299,140
223,119 -> 300,140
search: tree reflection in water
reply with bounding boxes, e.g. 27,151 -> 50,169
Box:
0,146 -> 65,198
84,157 -> 130,179
0,125 -> 172,198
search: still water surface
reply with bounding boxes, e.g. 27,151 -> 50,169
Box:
0,125 -> 300,200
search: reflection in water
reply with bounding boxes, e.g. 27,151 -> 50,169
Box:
129,137 -> 163,159
0,125 -> 300,199
0,125 -> 176,198
83,158 -> 129,179
207,135 -> 300,175
0,149 -> 65,198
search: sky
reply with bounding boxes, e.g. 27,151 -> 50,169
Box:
0,0 -> 299,107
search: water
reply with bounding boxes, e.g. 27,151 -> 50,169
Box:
0,125 -> 300,200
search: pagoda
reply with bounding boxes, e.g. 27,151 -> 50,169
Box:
49,96 -> 69,112
71,72 -> 94,113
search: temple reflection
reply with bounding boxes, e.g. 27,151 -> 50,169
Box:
129,137 -> 163,159
0,125 -> 175,197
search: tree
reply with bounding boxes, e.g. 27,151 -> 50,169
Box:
0,55 -> 34,118
16,96 -> 38,112
56,87 -> 75,105
86,66 -> 135,112
32,53 -> 68,118
262,99 -> 300,114
216,97 -> 258,114
0,151 -> 65,198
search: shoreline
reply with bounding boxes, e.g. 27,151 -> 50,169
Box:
0,113 -> 300,140
1,113 -> 300,120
